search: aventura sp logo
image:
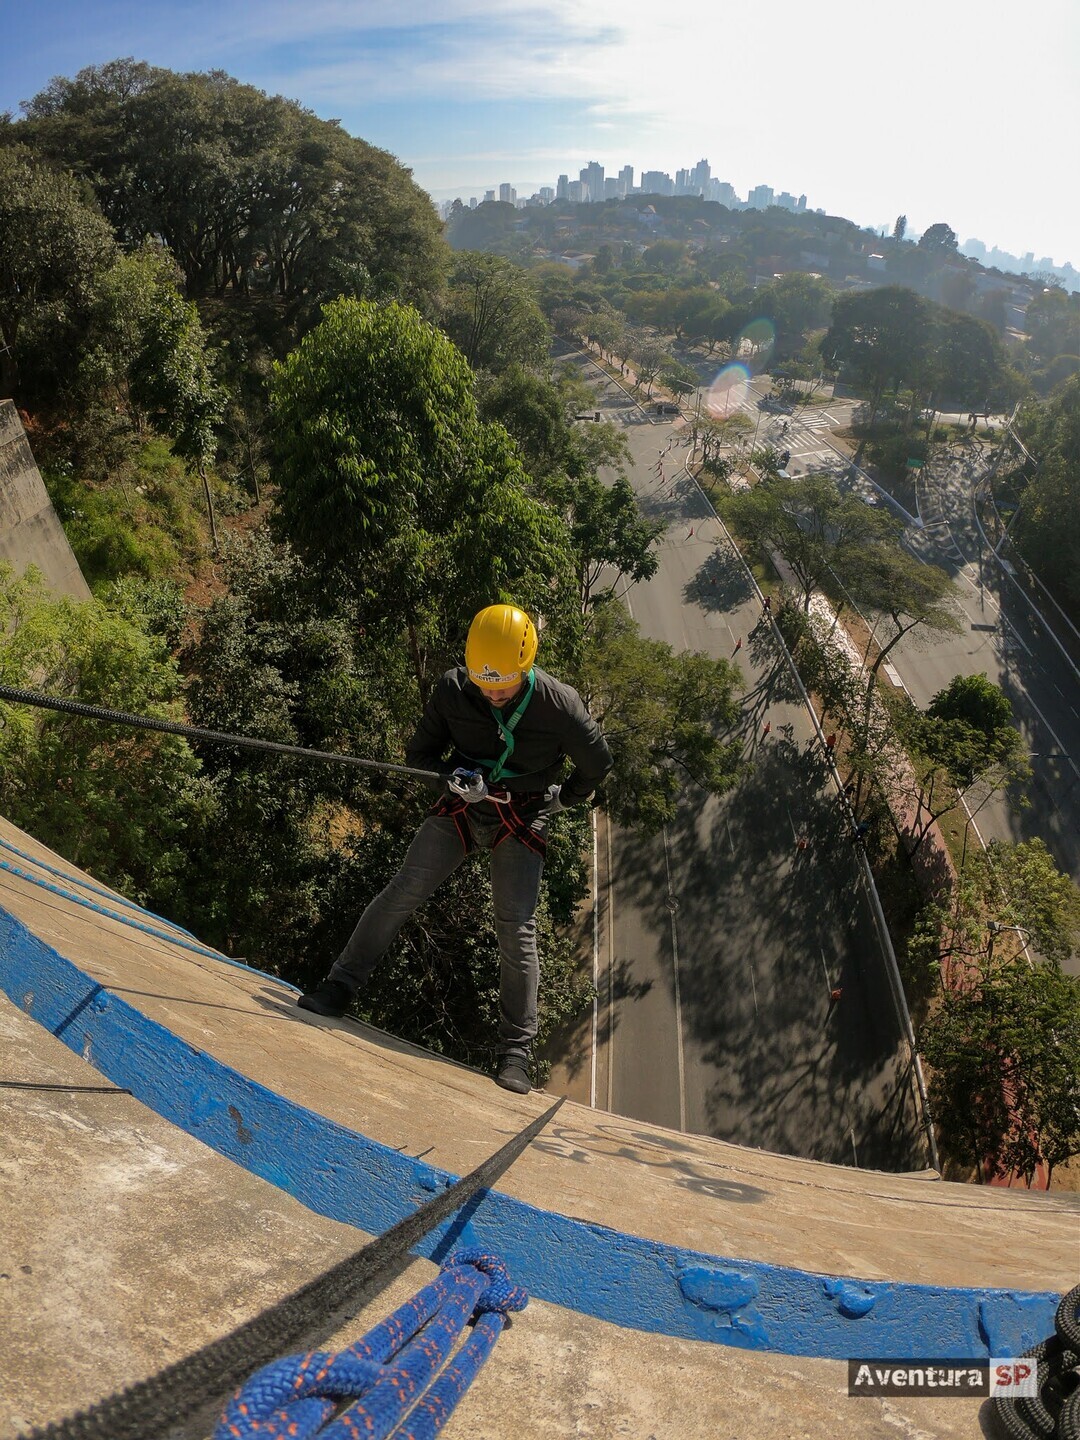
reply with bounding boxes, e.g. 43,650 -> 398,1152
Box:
847,1358 -> 1038,1397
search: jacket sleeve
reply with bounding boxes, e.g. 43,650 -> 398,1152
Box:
558,694 -> 614,806
405,682 -> 453,793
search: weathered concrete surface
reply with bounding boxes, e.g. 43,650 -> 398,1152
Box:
1,813 -> 1077,1438
0,400 -> 91,600
3,996 -> 1002,1440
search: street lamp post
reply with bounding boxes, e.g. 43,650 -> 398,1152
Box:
986,919 -> 1032,963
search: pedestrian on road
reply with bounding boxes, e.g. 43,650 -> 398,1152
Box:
829,987 -> 843,1006
763,720 -> 771,736
762,595 -> 772,614
796,835 -> 809,853
734,637 -> 742,652
852,821 -> 870,845
687,526 -> 695,538
824,732 -> 836,751
297,603 -> 613,1097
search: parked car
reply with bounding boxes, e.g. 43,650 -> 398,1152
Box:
654,401 -> 680,414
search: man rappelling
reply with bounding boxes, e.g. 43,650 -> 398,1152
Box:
298,603 -> 613,1094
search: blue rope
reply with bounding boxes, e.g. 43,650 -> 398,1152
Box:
0,831 -> 199,937
213,1251 -> 527,1440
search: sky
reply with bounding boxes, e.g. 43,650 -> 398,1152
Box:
2,0 -> 1077,266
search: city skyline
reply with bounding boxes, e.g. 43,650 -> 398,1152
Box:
2,1 -> 1077,268
434,158 -> 1078,287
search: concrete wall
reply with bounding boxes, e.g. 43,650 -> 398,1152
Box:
0,400 -> 91,601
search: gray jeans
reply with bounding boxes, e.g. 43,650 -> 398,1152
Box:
330,812 -> 545,1057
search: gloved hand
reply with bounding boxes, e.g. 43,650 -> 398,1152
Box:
541,783 -> 566,816
530,784 -> 566,832
447,767 -> 488,804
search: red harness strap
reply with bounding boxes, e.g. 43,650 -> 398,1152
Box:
432,790 -> 547,857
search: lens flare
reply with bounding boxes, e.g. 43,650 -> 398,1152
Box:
706,361 -> 750,416
737,318 -> 776,372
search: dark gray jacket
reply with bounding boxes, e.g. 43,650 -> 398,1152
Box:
406,666 -> 613,806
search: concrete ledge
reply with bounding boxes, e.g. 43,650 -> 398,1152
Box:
0,997 -> 992,1440
1,815 -> 1075,1381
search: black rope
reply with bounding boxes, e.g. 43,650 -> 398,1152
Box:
990,1284 -> 1080,1439
21,1095 -> 565,1440
0,684 -> 444,783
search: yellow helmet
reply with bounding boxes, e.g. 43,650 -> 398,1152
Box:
465,604 -> 537,689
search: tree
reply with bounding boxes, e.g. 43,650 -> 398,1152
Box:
921,957 -> 1080,1184
1013,374 -> 1080,615
628,330 -> 669,396
563,475 -> 661,613
892,215 -> 907,243
270,298 -> 575,691
13,61 -> 446,309
0,564 -> 213,906
825,286 -> 934,425
918,223 -> 959,254
721,472 -> 899,611
441,252 -> 550,372
753,272 -> 833,356
903,673 -> 1029,854
0,144 -> 118,400
576,601 -> 743,833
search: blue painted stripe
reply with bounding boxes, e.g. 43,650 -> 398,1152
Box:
0,831 -> 201,937
0,902 -> 1062,1359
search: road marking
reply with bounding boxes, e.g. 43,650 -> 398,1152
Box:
726,816 -> 736,857
662,827 -> 688,1133
590,809 -> 599,1110
748,959 -> 759,1016
786,806 -> 798,842
850,1128 -> 859,1167
605,811 -> 616,1114
820,949 -> 831,991
1000,612 -> 1033,658
1018,689 -> 1080,783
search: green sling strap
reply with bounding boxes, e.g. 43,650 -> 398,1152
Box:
485,669 -> 535,783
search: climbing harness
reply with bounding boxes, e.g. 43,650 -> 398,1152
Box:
434,788 -> 548,858
991,1283 -> 1080,1439
214,1250 -> 526,1440
0,684 -> 446,784
19,1097 -> 563,1440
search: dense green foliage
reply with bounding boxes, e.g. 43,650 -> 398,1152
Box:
920,952 -> 1080,1184
11,59 -> 444,309
1012,374 -> 1080,613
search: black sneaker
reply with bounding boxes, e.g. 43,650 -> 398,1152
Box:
297,977 -> 353,1018
495,1055 -> 531,1094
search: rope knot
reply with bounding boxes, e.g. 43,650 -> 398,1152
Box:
443,1249 -> 529,1315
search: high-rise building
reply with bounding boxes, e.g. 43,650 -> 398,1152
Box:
499,183 -> 515,204
676,168 -> 691,193
776,192 -> 797,211
604,177 -> 618,199
797,194 -> 807,211
580,161 -> 604,202
567,180 -> 584,203
640,170 -> 674,196
469,197 -> 478,209
691,158 -> 711,193
709,180 -> 738,208
556,174 -> 569,200
618,165 -> 634,196
484,190 -> 495,204
539,187 -> 554,204
748,184 -> 774,210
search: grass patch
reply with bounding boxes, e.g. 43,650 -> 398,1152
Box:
43,436 -> 245,595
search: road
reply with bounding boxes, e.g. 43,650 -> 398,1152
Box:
675,350 -> 1080,897
551,351 -> 928,1171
